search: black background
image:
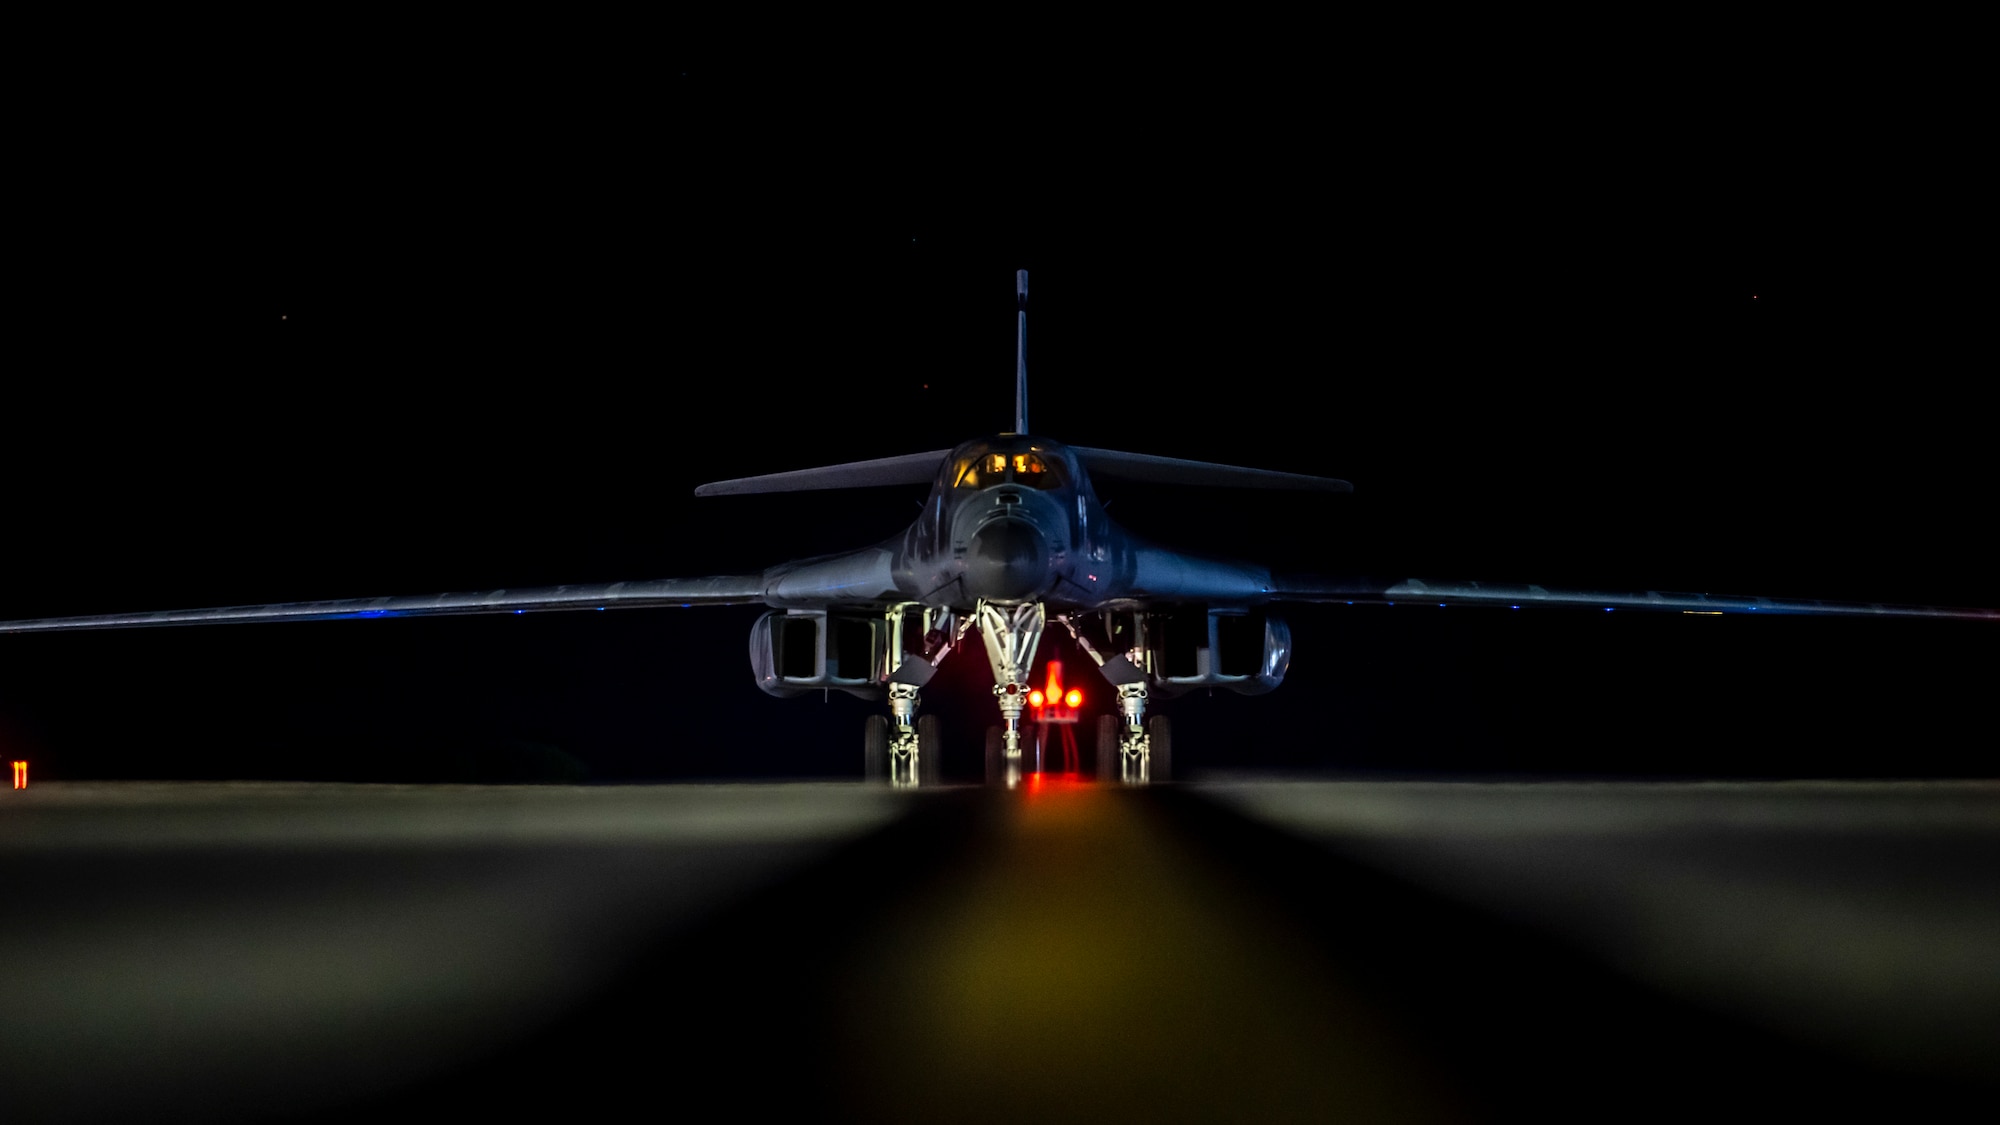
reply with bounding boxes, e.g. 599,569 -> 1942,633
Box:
4,45 -> 1989,780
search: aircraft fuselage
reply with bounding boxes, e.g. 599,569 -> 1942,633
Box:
759,434 -> 1276,613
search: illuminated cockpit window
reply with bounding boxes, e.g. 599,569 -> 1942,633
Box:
952,450 -> 1066,490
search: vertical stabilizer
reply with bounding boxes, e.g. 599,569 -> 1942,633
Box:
1015,269 -> 1029,433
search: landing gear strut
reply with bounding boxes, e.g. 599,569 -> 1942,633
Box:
1109,683 -> 1169,785
879,683 -> 943,787
976,600 -> 1045,788
868,687 -> 946,788
1059,612 -> 1166,785
869,604 -> 962,788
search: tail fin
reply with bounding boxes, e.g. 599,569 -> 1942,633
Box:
693,271 -> 1353,497
1014,269 -> 1029,434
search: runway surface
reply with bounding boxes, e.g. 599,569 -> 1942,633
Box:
2,777 -> 1995,1121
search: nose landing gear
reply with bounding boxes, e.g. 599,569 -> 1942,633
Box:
975,601 -> 1045,788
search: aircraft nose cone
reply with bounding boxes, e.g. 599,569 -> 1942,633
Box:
965,518 -> 1049,602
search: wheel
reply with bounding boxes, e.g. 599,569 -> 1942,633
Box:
864,715 -> 890,782
983,726 -> 1005,785
1094,715 -> 1120,783
1147,715 -> 1172,783
918,714 -> 943,786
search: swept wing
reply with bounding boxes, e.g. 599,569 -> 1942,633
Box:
1266,575 -> 1999,622
0,576 -> 768,634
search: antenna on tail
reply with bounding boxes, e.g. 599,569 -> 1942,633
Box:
1014,269 -> 1029,434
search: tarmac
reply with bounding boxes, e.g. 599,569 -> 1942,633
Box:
3,776 -> 1996,1122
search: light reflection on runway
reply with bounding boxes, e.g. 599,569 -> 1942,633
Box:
1203,778 -> 2000,1082
0,782 -> 905,1122
831,778 -> 1456,1123
3,776 -> 1996,1122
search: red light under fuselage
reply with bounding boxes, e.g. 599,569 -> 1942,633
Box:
1029,661 -> 1082,724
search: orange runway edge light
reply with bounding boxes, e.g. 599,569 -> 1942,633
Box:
11,760 -> 25,789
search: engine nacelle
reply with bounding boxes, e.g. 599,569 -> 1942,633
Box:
1099,607 -> 1291,698
749,610 -> 888,701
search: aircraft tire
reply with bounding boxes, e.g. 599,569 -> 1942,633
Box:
918,715 -> 943,786
864,715 -> 890,782
983,727 -> 1005,786
1094,716 -> 1120,783
1147,715 -> 1172,783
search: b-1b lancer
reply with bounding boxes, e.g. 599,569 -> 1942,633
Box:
3,272 -> 1994,785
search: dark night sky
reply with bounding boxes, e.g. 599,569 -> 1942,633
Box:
3,54 -> 1989,781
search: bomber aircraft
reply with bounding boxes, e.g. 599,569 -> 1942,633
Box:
3,272 -> 1994,786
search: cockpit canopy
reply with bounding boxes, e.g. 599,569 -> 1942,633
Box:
949,441 -> 1070,491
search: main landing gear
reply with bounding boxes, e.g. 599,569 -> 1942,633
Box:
864,604 -> 964,789
1096,708 -> 1168,780
865,600 -> 1168,787
977,603 -> 1168,787
864,709 -> 941,787
1057,612 -> 1166,786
